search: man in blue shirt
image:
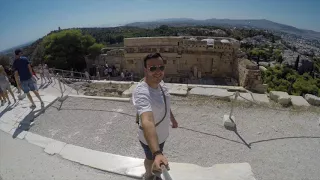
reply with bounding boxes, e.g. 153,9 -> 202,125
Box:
13,49 -> 44,108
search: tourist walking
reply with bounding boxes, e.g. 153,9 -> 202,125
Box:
0,65 -> 16,104
0,86 -> 4,106
38,64 -> 46,84
13,49 -> 44,108
43,64 -> 52,83
31,65 -> 40,80
132,53 -> 178,180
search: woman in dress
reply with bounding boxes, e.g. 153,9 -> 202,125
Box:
0,65 -> 16,104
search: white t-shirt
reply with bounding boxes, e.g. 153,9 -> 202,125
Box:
132,81 -> 171,145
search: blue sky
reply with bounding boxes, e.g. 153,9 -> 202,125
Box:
0,0 -> 319,51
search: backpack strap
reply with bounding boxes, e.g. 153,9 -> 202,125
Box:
137,85 -> 167,130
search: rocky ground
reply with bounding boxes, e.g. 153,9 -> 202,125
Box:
30,96 -> 320,180
63,81 -> 131,97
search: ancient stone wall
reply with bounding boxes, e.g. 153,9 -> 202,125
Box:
238,59 -> 263,91
100,36 -> 241,80
124,37 -> 181,47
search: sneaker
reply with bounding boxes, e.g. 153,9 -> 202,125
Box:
30,104 -> 36,109
8,101 -> 11,105
41,101 -> 45,107
1,100 -> 4,106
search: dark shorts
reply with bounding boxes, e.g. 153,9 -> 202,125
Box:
21,78 -> 38,93
140,141 -> 165,160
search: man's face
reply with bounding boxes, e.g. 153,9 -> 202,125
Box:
144,57 -> 165,84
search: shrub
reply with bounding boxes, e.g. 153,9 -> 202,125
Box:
262,65 -> 320,96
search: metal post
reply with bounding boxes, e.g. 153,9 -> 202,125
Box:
229,91 -> 240,122
153,165 -> 172,180
223,91 -> 239,131
57,74 -> 64,98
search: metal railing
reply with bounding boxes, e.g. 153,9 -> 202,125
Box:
52,68 -> 91,82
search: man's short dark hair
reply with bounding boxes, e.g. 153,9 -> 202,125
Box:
15,49 -> 22,56
143,53 -> 163,68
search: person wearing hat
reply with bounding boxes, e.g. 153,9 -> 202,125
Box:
13,49 -> 44,108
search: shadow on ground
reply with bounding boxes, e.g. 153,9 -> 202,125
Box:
12,107 -> 45,139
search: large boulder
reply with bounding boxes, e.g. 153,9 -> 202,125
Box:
304,94 -> 320,106
270,91 -> 291,106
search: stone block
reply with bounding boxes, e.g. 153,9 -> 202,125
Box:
189,87 -> 215,96
189,87 -> 234,100
25,132 -> 55,148
270,91 -> 291,106
59,144 -> 144,175
251,84 -> 268,93
126,162 -> 257,180
166,84 -> 188,96
44,141 -> 67,155
223,115 -> 236,130
252,93 -> 270,104
236,93 -> 253,102
68,94 -> 130,102
290,95 -> 310,107
122,84 -> 137,97
304,94 -> 320,106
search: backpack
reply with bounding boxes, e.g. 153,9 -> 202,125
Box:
135,79 -> 167,130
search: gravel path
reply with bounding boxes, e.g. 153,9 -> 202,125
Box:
30,96 -> 320,180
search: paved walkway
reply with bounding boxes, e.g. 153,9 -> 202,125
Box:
1,79 -> 319,180
0,131 -> 133,180
30,96 -> 320,180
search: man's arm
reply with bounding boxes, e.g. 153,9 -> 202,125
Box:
170,109 -> 175,121
170,109 -> 178,128
28,64 -> 34,77
141,112 -> 160,153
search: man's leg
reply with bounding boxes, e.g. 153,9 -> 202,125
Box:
20,80 -> 35,107
140,141 -> 165,179
26,92 -> 35,107
32,91 -> 44,105
29,79 -> 44,106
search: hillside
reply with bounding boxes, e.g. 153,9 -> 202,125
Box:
126,18 -> 320,40
4,25 -> 280,61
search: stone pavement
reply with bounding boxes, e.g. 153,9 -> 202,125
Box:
30,96 -> 320,180
0,131 -> 133,180
0,82 -> 257,180
2,79 -> 319,180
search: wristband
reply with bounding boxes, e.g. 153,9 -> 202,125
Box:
152,150 -> 163,159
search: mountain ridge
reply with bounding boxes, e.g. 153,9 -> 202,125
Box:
126,18 -> 320,40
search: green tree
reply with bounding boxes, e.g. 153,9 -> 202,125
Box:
87,43 -> 104,65
88,43 -> 104,57
31,43 -> 45,65
0,55 -> 11,66
263,66 -> 320,96
42,29 -> 96,71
